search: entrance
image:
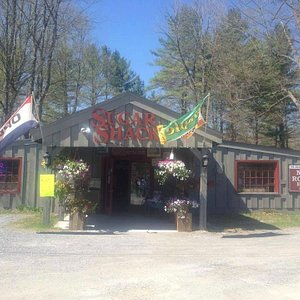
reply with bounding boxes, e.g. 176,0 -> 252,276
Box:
112,160 -> 130,212
102,153 -> 152,214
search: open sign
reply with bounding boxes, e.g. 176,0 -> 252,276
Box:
289,165 -> 300,192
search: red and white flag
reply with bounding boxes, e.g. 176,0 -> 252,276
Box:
0,96 -> 38,154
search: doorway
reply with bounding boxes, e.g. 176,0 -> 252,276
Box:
112,160 -> 130,212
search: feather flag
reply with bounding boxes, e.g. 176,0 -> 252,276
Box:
156,94 -> 209,145
0,96 -> 38,154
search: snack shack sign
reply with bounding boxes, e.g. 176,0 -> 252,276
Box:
289,165 -> 300,192
91,108 -> 160,145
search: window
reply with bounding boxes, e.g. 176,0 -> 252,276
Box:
0,158 -> 22,193
235,160 -> 279,193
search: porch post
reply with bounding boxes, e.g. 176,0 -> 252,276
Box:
199,153 -> 208,230
189,148 -> 209,231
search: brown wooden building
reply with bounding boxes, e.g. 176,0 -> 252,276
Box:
0,92 -> 300,227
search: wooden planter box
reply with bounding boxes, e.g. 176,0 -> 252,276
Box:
69,211 -> 85,230
176,212 -> 192,232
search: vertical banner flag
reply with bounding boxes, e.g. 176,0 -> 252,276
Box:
0,96 -> 38,154
157,94 -> 209,145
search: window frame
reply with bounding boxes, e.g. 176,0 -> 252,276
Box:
0,157 -> 22,194
234,160 -> 279,194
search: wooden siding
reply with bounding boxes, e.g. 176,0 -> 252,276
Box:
42,103 -> 213,149
209,144 -> 300,213
0,141 -> 44,209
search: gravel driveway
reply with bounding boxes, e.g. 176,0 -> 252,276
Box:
1,214 -> 300,300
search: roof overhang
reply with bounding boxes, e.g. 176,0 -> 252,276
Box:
31,92 -> 222,149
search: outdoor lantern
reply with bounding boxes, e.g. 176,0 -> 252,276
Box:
43,152 -> 51,167
202,154 -> 209,168
80,127 -> 91,134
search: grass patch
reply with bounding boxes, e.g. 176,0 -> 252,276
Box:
208,210 -> 300,231
243,210 -> 300,228
0,205 -> 42,215
10,212 -> 59,231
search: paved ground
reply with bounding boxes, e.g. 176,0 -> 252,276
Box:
1,214 -> 300,300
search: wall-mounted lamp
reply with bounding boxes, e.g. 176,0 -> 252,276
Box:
81,127 -> 91,134
202,154 -> 209,168
43,152 -> 51,167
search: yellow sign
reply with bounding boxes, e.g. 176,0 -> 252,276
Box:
40,174 -> 55,197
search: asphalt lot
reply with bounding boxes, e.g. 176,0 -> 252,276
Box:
1,214 -> 300,300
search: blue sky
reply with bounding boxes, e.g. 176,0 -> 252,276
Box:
83,0 -> 180,87
82,0 -> 235,87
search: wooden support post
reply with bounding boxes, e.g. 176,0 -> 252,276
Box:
199,164 -> 208,230
189,148 -> 209,231
43,197 -> 51,225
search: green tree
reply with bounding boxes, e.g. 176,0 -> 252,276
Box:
43,8 -> 92,121
151,2 -> 298,148
210,8 -> 250,139
0,0 -> 31,120
259,24 -> 297,148
237,0 -> 300,112
109,50 -> 144,97
151,3 -> 215,113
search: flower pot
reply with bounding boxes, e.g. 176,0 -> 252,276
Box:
69,211 -> 85,230
176,212 -> 192,232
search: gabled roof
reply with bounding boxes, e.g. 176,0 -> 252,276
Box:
31,92 -> 222,148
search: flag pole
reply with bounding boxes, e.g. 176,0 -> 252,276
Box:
31,92 -> 45,144
199,93 -> 210,231
202,93 -> 210,148
32,92 -> 52,225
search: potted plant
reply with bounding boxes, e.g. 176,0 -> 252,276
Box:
155,159 -> 198,231
54,158 -> 94,230
164,199 -> 199,232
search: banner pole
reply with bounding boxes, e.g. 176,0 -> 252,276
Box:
31,92 -> 45,144
202,93 -> 210,148
32,92 -> 52,225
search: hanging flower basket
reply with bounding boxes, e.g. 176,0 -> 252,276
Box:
154,159 -> 191,186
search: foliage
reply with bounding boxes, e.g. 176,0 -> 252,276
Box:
164,199 -> 199,217
150,2 -> 300,148
244,210 -> 300,229
0,0 -> 32,120
100,46 -> 145,98
208,210 -> 300,231
46,44 -> 145,121
16,205 -> 42,213
1,0 -> 300,148
236,0 -> 300,113
154,159 -> 191,185
0,205 -> 42,214
151,3 -> 214,113
0,1 -> 145,123
11,212 -> 59,231
53,158 -> 95,214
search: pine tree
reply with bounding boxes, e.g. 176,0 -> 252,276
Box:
151,3 -> 214,113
